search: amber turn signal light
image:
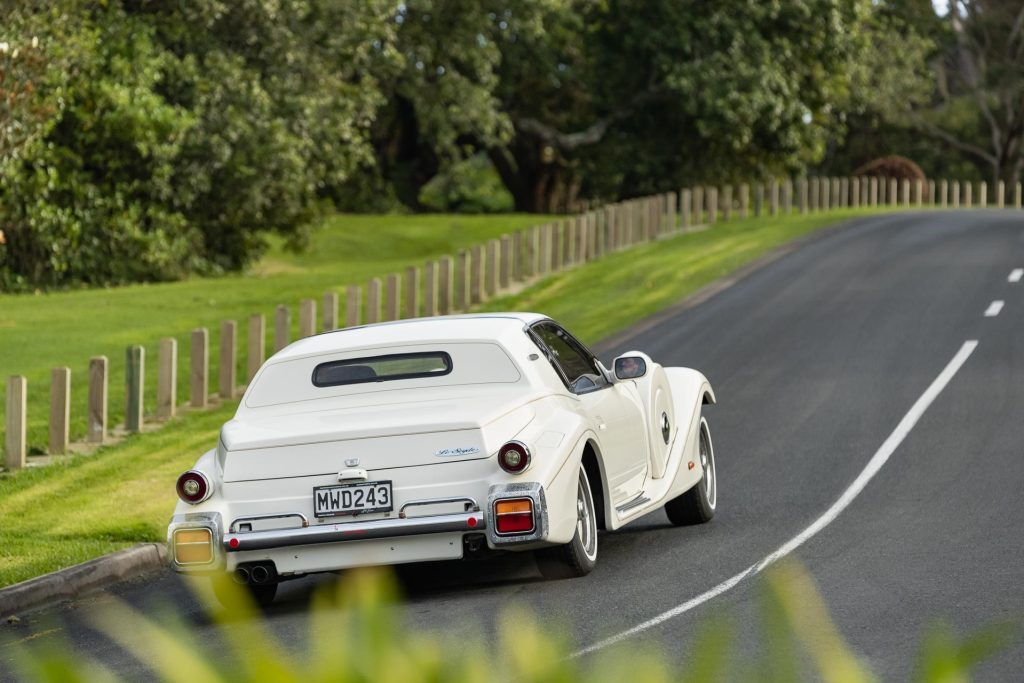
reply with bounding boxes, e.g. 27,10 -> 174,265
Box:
173,528 -> 213,565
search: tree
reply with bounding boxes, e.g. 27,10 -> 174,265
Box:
482,0 -> 887,212
913,0 -> 1024,185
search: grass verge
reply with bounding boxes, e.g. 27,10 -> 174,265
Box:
0,206 -> 894,588
0,213 -> 553,454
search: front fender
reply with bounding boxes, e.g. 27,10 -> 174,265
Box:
663,368 -> 715,500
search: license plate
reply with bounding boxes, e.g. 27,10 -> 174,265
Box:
313,481 -> 393,518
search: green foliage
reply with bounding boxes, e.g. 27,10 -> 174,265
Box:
419,154 -> 514,213
0,0 -> 399,289
7,562 -> 1012,681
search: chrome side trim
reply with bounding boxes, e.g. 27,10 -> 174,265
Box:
486,482 -> 548,546
224,511 -> 485,552
229,512 -> 309,533
399,496 -> 479,518
615,494 -> 650,514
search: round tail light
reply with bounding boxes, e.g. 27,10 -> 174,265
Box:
176,470 -> 213,504
498,441 -> 531,474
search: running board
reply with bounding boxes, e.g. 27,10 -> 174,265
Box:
616,495 -> 651,514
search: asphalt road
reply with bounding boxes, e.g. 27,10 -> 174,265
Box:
3,211 -> 1023,680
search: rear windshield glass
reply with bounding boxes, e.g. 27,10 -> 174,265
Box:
312,352 -> 452,387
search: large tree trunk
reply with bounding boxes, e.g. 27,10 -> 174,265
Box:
488,134 -> 578,213
377,96 -> 440,211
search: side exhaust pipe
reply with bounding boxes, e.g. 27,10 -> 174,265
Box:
232,567 -> 251,585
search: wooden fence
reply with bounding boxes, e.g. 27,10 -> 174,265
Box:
3,176 -> 1022,470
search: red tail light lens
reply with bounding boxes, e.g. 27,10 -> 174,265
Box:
498,441 -> 531,474
495,498 -> 535,534
176,470 -> 213,504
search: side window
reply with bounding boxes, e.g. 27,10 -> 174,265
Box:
531,323 -> 607,393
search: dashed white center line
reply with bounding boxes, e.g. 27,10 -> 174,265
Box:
1009,269 -> 1023,283
984,300 -> 1004,317
573,340 -> 979,658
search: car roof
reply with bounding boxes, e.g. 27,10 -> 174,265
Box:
270,313 -> 551,361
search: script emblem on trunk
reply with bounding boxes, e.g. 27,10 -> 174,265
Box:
344,458 -> 360,467
434,446 -> 480,457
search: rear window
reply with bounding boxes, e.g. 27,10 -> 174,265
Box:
312,352 -> 452,387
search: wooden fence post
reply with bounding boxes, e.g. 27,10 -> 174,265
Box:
870,177 -> 878,207
940,180 -> 948,208
486,239 -> 500,293
754,182 -> 764,217
979,181 -> 987,209
952,180 -> 960,208
423,262 -> 437,316
723,186 -> 733,221
158,338 -> 177,420
737,184 -> 748,219
769,180 -> 779,216
693,187 -> 704,225
88,356 -> 107,443
822,177 -> 832,210
49,367 -> 70,454
707,187 -> 718,224
964,181 -> 973,208
219,321 -> 236,400
366,278 -> 382,323
512,231 -> 524,281
928,180 -> 935,206
386,273 -> 401,321
499,235 -> 512,289
1016,182 -> 1022,209
783,179 -> 793,214
997,181 -> 1005,209
455,251 -> 469,311
406,265 -> 421,318
471,244 -> 485,302
190,328 -> 208,409
5,376 -> 27,469
299,299 -> 317,338
681,189 -> 692,230
851,178 -> 860,208
914,180 -> 923,207
125,345 -> 144,432
666,191 -> 677,230
840,177 -> 849,207
530,226 -> 542,275
274,305 -> 290,352
346,286 -> 361,327
323,292 -> 339,332
247,315 -> 265,382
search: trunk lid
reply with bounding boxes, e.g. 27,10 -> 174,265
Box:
221,388 -> 539,482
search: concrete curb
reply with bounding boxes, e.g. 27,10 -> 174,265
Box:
0,543 -> 167,618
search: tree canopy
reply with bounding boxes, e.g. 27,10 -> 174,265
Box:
0,0 -> 961,289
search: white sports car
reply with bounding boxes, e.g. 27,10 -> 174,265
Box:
167,313 -> 718,605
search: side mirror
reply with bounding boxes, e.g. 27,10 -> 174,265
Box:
613,355 -> 647,380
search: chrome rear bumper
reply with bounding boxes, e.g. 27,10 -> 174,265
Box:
224,510 -> 486,552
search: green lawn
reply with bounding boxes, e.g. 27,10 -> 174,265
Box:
0,213 -> 553,455
0,206 -> 896,588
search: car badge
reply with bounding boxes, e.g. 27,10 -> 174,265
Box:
434,446 -> 481,457
344,458 -> 360,467
661,412 -> 671,444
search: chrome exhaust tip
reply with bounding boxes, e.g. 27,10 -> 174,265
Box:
232,567 -> 251,585
250,565 -> 271,584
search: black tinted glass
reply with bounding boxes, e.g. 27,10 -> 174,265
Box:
313,352 -> 452,387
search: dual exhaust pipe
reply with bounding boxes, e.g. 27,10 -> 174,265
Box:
232,563 -> 275,585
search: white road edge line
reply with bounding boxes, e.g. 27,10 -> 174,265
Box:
573,340 -> 979,658
1009,269 -> 1023,283
984,300 -> 1004,317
